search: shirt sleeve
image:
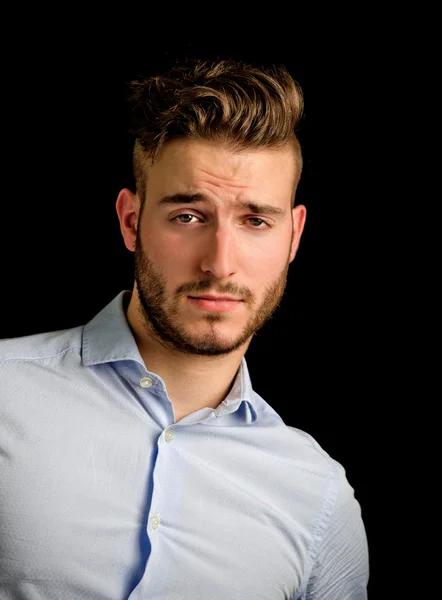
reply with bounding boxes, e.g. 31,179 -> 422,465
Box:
303,461 -> 369,600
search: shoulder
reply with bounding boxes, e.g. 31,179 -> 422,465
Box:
253,395 -> 354,510
251,391 -> 345,484
287,425 -> 357,507
287,425 -> 352,484
266,418 -> 363,540
286,425 -> 361,513
0,326 -> 83,365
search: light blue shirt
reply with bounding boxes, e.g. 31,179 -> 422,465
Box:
0,291 -> 369,599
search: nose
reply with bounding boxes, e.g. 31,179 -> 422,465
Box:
199,225 -> 237,280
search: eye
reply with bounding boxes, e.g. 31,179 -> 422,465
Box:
246,217 -> 270,228
173,213 -> 201,224
171,213 -> 271,228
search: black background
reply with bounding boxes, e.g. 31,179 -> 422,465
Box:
1,21 -> 379,597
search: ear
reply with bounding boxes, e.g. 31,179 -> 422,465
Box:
289,204 -> 307,263
115,188 -> 140,253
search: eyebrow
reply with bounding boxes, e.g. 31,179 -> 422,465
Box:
157,193 -> 285,216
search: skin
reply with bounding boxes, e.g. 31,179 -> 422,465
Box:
116,138 -> 306,422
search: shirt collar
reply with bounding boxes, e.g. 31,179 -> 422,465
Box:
82,291 -> 258,423
82,290 -> 145,369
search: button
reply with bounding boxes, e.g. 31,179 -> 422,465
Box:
165,428 -> 174,442
140,377 -> 153,388
151,515 -> 160,530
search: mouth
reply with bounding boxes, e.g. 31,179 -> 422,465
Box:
187,295 -> 243,313
190,295 -> 241,301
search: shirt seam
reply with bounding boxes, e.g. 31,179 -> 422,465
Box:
0,345 -> 82,364
295,459 -> 340,598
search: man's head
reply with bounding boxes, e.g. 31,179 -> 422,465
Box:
116,57 -> 307,357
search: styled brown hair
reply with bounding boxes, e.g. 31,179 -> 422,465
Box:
127,57 -> 304,209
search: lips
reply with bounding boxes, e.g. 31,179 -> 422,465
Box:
189,295 -> 241,302
187,296 -> 243,313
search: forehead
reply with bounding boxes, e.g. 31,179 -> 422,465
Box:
147,139 -> 297,198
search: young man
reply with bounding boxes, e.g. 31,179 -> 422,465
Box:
0,58 -> 369,599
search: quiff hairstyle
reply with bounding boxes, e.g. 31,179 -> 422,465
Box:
127,57 -> 304,210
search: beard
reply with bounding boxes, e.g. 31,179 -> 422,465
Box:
133,226 -> 291,357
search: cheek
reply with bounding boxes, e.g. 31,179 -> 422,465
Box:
241,239 -> 290,277
146,231 -> 195,273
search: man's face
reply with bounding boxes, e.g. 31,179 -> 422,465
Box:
132,139 -> 305,356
